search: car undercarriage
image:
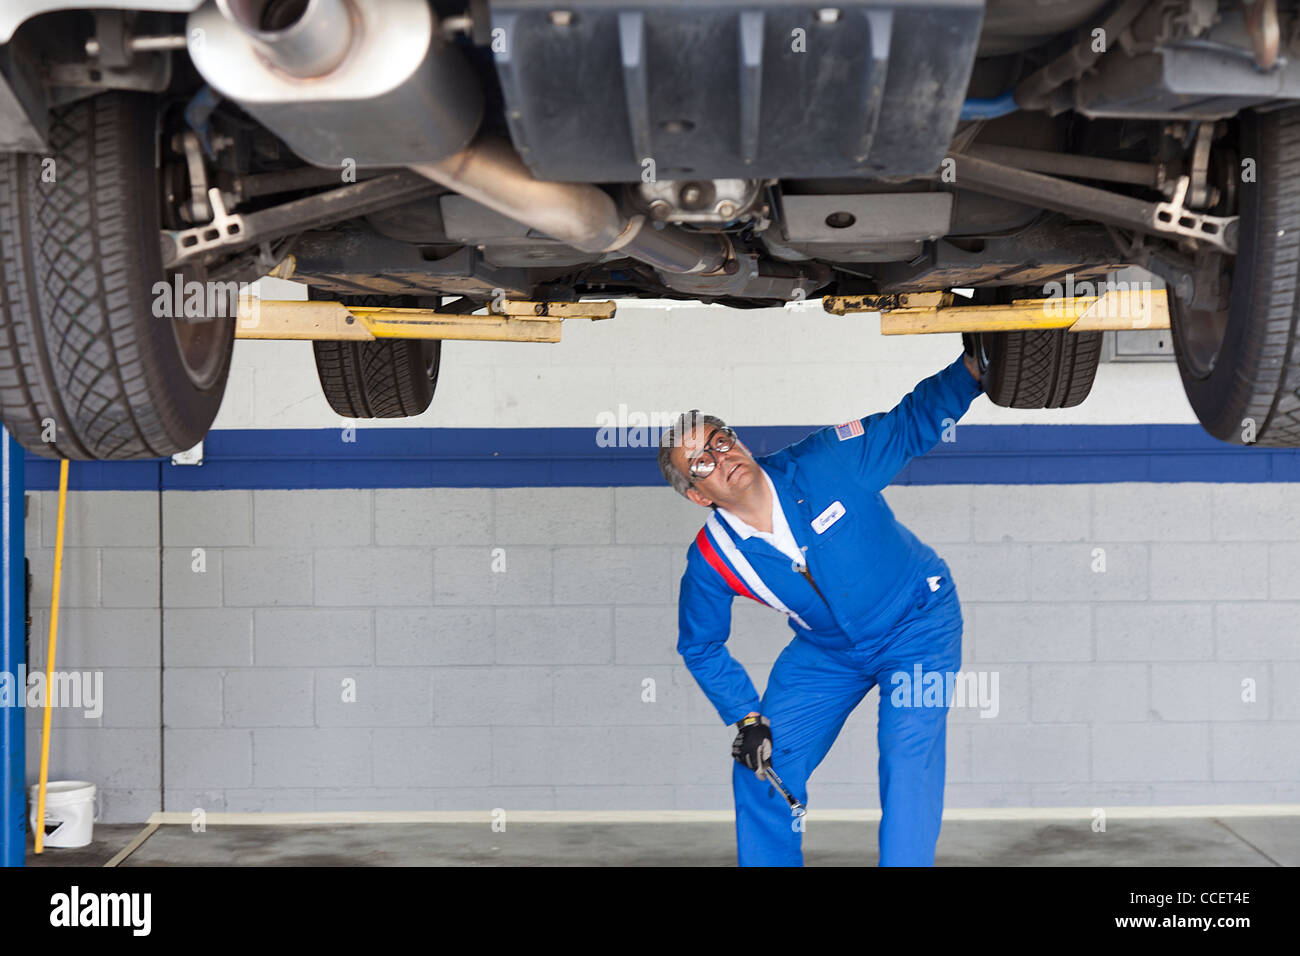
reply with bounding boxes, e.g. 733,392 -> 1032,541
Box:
1,0 -> 1299,457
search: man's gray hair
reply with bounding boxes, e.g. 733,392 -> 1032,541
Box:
658,409 -> 728,500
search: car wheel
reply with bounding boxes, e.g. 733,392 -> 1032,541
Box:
963,327 -> 1102,408
311,294 -> 441,418
1168,107 -> 1300,446
0,92 -> 235,459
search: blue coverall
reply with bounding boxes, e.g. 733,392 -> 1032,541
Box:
675,352 -> 983,866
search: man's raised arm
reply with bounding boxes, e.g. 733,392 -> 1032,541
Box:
809,350 -> 984,492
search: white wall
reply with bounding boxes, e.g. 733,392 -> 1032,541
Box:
216,283 -> 1197,430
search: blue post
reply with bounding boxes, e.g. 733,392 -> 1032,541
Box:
1,428 -> 25,866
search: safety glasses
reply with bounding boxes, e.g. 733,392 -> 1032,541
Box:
687,426 -> 738,481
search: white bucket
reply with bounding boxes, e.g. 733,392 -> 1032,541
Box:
29,781 -> 99,848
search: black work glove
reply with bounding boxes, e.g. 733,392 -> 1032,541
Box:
961,334 -> 989,391
732,714 -> 773,779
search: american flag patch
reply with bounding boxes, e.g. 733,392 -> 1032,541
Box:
835,420 -> 864,441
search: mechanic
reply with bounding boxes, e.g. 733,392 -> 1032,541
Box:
657,348 -> 985,866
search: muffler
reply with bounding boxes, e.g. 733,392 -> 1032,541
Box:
188,0 -> 484,166
188,0 -> 731,277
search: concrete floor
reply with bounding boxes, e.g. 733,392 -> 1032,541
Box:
23,816 -> 1298,866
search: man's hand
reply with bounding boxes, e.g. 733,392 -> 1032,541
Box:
961,335 -> 984,387
732,713 -> 772,779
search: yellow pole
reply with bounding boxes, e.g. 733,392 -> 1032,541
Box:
33,458 -> 69,854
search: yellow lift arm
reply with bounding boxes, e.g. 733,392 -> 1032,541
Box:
822,288 -> 1170,334
234,298 -> 617,343
232,287 -> 1167,343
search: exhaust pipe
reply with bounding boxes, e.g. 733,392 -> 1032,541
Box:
192,0 -> 732,278
217,0 -> 355,78
410,139 -> 731,276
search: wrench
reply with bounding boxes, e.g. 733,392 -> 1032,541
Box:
761,760 -> 806,818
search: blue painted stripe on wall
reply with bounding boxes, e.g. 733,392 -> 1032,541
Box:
20,424 -> 1300,490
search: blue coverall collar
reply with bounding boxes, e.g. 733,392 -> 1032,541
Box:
721,459 -> 811,558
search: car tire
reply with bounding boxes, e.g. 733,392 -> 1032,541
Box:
963,328 -> 1102,408
311,294 -> 441,418
0,92 -> 235,459
1168,107 -> 1300,446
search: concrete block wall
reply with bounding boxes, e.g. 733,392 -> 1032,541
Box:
16,298 -> 1298,822
22,480 -> 1300,821
22,492 -> 161,823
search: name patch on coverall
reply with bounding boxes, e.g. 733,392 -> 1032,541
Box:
811,500 -> 846,534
